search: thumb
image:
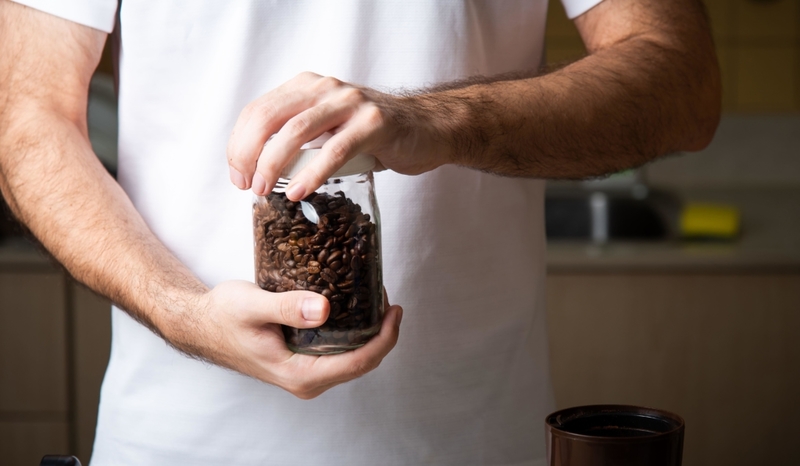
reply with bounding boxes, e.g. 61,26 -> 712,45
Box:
265,289 -> 330,328
224,281 -> 330,328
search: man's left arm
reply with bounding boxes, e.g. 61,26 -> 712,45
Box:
227,0 -> 721,200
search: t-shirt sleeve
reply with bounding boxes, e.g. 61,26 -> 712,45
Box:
560,0 -> 604,19
10,0 -> 117,33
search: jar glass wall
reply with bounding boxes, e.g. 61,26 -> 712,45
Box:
253,172 -> 383,354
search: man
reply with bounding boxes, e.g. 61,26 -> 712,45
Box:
0,0 -> 720,464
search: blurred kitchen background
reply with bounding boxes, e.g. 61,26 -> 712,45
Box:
1,0 -> 799,465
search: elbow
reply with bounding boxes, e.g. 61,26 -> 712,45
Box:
682,48 -> 723,152
684,95 -> 721,152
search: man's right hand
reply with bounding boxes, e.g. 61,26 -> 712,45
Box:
176,282 -> 403,399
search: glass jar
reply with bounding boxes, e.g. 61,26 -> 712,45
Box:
253,141 -> 383,355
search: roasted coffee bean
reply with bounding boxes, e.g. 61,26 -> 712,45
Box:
338,279 -> 354,289
317,249 -> 329,264
329,260 -> 343,271
327,250 -> 342,264
355,238 -> 366,254
320,268 -> 338,283
350,255 -> 362,271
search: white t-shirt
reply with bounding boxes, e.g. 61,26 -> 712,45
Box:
13,1 -> 602,465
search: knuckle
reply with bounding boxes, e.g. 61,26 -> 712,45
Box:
277,297 -> 298,324
296,389 -> 320,400
251,100 -> 279,123
285,116 -> 313,141
362,105 -> 385,128
296,71 -> 320,82
318,76 -> 342,91
340,87 -> 365,104
327,141 -> 351,164
349,357 -> 376,378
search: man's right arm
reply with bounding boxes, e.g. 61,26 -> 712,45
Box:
0,0 -> 401,399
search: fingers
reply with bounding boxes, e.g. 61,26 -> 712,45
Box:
283,108 -> 382,201
227,73 -> 390,200
285,304 -> 403,398
227,72 -> 324,190
252,99 -> 358,196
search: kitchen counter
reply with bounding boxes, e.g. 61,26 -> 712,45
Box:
547,187 -> 800,273
3,188 -> 799,273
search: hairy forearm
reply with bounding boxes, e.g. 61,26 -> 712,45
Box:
405,9 -> 720,179
0,108 -> 207,341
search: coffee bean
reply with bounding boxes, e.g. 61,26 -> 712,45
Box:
320,268 -> 338,283
327,250 -> 342,264
350,255 -> 362,271
338,279 -> 354,289
329,260 -> 343,271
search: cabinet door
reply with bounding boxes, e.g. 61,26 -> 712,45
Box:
546,273 -> 800,466
0,271 -> 69,465
0,421 -> 69,466
71,282 -> 111,463
0,272 -> 67,412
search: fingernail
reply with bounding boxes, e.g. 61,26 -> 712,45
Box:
396,307 -> 404,325
301,298 -> 324,321
252,172 -> 266,195
229,166 -> 246,189
286,182 -> 306,201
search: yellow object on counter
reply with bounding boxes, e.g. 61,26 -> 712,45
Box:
680,203 -> 740,238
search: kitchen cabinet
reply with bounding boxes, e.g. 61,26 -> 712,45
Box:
0,270 -> 70,466
0,252 -> 111,466
547,273 -> 800,466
